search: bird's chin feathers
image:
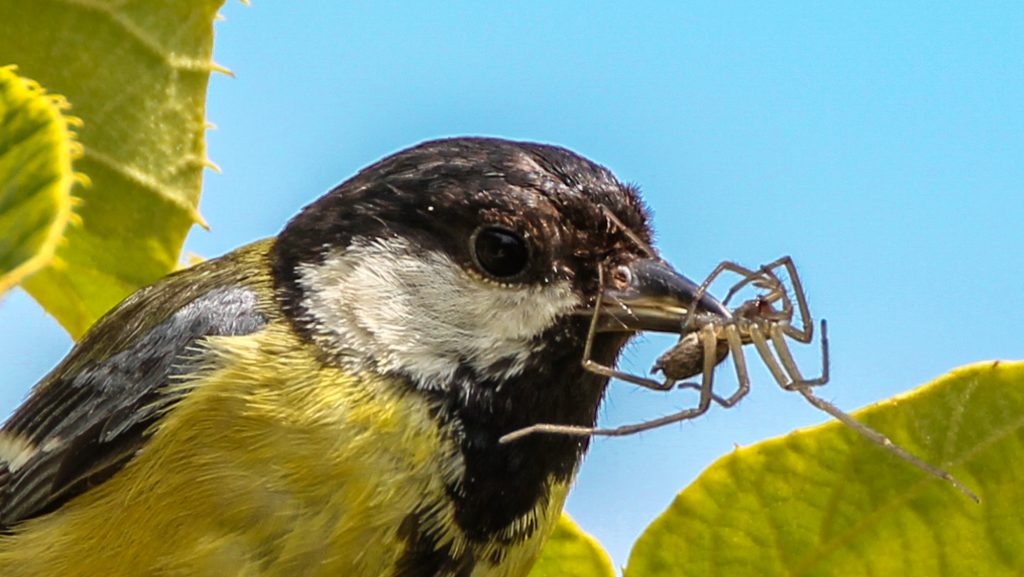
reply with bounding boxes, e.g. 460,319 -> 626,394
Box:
296,235 -> 580,390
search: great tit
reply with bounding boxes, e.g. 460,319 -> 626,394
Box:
0,137 -> 728,577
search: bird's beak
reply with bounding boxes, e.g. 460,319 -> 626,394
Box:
594,258 -> 730,334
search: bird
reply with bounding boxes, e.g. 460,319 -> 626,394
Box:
0,137 -> 728,577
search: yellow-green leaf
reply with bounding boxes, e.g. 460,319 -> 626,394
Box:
530,514 -> 616,577
626,360 -> 1024,577
0,66 -> 78,296
0,0 -> 227,337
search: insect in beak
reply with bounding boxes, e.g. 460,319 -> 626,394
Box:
503,251 -> 980,503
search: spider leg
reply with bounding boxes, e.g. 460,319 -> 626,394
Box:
500,324 -> 719,442
682,261 -> 760,330
794,385 -> 979,503
599,205 -> 657,259
715,323 -> 751,407
715,263 -> 764,307
673,384 -> 731,406
681,323 -> 752,407
734,256 -> 809,345
747,321 -> 793,389
581,266 -> 673,391
585,361 -> 674,391
498,422 -> 597,442
589,323 -> 720,436
674,375 -> 729,405
751,261 -> 798,326
767,319 -> 829,389
672,324 -> 737,407
816,319 -> 830,384
767,256 -> 814,343
770,319 -> 977,501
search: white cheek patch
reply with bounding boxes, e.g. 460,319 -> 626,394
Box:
296,236 -> 579,389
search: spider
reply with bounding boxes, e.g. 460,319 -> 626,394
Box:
501,249 -> 978,502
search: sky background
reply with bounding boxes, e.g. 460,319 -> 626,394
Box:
2,1 -> 1022,568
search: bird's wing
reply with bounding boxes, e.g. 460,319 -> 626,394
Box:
0,256 -> 271,530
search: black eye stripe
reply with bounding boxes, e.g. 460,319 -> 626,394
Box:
471,227 -> 530,280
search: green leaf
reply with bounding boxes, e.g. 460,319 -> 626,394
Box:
531,514 -> 617,577
0,66 -> 78,295
626,360 -> 1024,577
0,0 -> 228,337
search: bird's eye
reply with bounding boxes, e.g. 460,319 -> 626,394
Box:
471,226 -> 530,279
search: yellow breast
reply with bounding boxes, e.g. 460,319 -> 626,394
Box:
0,324 -> 566,577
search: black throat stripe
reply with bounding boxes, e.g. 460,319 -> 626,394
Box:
395,319 -> 628,570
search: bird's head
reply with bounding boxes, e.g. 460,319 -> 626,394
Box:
271,137 -> 726,438
270,137 -> 729,539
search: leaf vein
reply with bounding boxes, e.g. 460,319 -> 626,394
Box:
81,147 -> 203,224
53,0 -> 221,73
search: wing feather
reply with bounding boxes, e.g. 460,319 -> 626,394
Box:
0,245 -> 273,529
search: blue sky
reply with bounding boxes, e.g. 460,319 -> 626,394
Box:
2,2 -> 1022,567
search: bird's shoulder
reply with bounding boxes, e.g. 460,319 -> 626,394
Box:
0,239 -> 278,529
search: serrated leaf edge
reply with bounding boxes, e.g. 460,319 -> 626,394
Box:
0,65 -> 82,295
